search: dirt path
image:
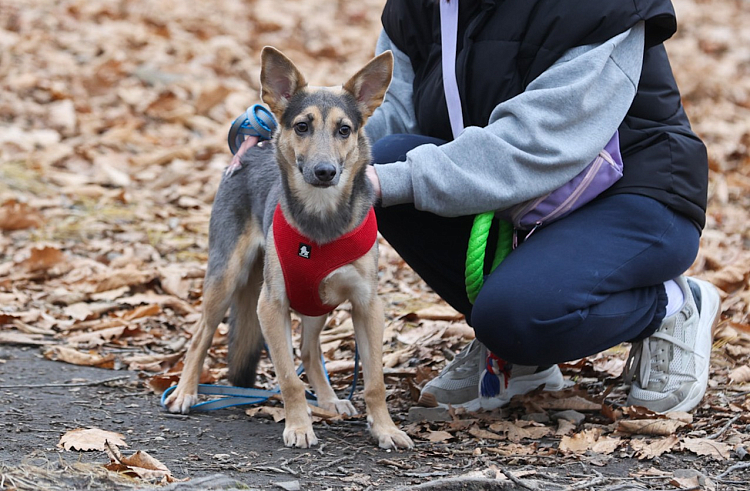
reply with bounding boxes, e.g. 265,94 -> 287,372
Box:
2,345 -> 748,491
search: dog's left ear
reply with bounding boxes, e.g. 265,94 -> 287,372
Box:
342,51 -> 394,123
260,46 -> 308,117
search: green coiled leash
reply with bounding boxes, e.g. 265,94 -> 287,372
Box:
465,212 -> 513,304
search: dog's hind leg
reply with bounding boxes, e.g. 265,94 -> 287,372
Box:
351,295 -> 414,450
227,260 -> 265,388
164,224 -> 263,414
163,273 -> 234,414
299,315 -> 358,416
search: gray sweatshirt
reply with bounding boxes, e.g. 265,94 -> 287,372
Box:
366,22 -> 645,217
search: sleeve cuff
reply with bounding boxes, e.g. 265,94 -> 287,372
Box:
373,161 -> 415,207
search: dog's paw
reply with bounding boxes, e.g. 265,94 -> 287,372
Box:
163,389 -> 197,415
283,425 -> 319,448
371,424 -> 414,450
318,399 -> 358,416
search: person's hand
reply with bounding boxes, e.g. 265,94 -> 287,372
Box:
225,135 -> 260,176
366,165 -> 382,200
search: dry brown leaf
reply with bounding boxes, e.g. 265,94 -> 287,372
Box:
19,245 -> 65,272
325,360 -> 356,374
413,305 -> 464,321
528,394 -> 601,411
729,364 -> 750,383
559,429 -> 601,454
0,331 -> 53,346
426,430 -> 453,442
489,421 -> 551,442
66,326 -> 127,347
105,442 -> 179,483
43,346 -> 116,368
0,200 -> 42,230
58,428 -> 127,451
122,304 -> 161,321
680,438 -> 732,460
246,406 -> 286,422
617,418 -> 688,436
630,435 -> 679,459
92,267 -> 156,293
484,443 -> 536,456
468,427 -> 504,441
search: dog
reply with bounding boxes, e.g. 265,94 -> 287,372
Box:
164,46 -> 413,450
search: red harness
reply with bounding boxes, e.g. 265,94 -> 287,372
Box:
272,204 -> 378,317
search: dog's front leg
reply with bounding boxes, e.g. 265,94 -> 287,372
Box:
300,315 -> 357,416
258,287 -> 318,448
352,296 -> 414,450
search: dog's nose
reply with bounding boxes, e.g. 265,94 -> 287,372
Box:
313,163 -> 337,182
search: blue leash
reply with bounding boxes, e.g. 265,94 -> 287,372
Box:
227,104 -> 277,155
161,347 -> 360,412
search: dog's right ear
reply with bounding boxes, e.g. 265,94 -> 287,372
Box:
260,46 -> 307,117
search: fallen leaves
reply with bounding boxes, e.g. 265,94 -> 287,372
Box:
58,428 -> 127,452
0,200 -> 43,231
105,443 -> 181,484
1,0 -> 750,482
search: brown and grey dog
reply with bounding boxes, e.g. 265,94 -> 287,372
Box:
163,47 -> 413,450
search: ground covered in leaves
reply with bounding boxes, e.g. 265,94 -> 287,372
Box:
1,0 -> 750,489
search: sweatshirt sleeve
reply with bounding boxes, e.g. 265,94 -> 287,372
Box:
375,22 -> 646,215
364,30 -> 420,143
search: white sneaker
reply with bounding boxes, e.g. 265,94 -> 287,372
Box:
625,276 -> 721,413
418,339 -> 565,411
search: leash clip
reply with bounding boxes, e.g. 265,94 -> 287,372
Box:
227,104 -> 277,155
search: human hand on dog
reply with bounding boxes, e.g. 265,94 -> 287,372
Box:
366,165 -> 382,200
225,135 -> 260,176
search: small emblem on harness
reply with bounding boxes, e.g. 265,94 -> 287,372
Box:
298,243 -> 311,259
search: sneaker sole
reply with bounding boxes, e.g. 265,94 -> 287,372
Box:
666,278 -> 721,413
418,365 -> 565,412
479,366 -> 565,410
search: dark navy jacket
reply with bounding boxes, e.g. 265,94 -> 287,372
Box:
382,0 -> 708,229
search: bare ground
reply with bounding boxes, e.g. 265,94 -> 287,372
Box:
2,345 -> 748,491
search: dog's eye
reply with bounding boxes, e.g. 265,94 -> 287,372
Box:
294,122 -> 308,135
338,125 -> 351,138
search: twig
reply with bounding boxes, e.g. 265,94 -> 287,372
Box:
254,465 -> 295,475
0,375 -> 131,389
715,462 -> 750,481
313,454 -> 355,472
386,476 -> 516,491
707,415 -> 741,440
500,469 -> 541,491
562,476 -> 611,491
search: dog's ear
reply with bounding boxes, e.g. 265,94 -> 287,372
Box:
342,51 -> 394,123
260,46 -> 307,117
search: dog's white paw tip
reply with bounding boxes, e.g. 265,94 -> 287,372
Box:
163,393 -> 196,415
320,400 -> 358,416
374,427 -> 414,450
283,427 -> 319,448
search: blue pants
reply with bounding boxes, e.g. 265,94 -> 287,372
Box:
372,134 -> 700,365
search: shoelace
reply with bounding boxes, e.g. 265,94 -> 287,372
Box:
625,331 -> 701,387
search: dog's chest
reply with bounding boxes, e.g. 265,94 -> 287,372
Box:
272,205 -> 377,317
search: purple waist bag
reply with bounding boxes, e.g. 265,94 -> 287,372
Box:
501,131 -> 623,231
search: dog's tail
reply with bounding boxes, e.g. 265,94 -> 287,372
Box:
225,264 -> 265,388
227,306 -> 265,388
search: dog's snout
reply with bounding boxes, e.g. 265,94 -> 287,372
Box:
313,163 -> 337,182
